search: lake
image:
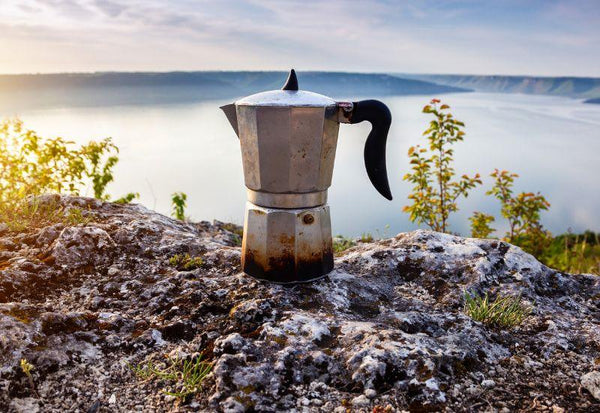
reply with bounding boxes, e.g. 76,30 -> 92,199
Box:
5,92 -> 600,237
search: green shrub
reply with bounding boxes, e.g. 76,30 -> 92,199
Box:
468,212 -> 495,238
482,169 -> 551,257
0,118 -> 119,203
464,291 -> 531,328
538,231 -> 600,275
403,99 -> 482,233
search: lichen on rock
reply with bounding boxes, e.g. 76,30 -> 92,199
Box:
0,195 -> 599,412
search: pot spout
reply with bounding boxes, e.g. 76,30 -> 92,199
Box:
220,103 -> 239,138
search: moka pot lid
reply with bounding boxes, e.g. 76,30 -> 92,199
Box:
235,69 -> 337,108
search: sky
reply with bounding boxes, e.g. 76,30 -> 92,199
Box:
0,0 -> 599,76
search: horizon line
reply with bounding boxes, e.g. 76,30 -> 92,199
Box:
0,70 -> 598,80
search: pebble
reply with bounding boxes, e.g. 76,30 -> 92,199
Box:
365,388 -> 377,399
351,395 -> 371,407
108,393 -> 116,404
481,379 -> 496,389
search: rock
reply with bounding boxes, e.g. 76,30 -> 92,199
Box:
581,371 -> 600,401
52,225 -> 116,268
0,195 -> 598,412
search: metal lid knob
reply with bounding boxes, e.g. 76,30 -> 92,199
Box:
282,69 -> 298,91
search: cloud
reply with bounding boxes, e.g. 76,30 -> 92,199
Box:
0,0 -> 598,75
92,0 -> 127,17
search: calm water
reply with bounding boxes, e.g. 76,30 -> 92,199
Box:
7,92 -> 600,237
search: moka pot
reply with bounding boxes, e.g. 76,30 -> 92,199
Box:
221,69 -> 392,283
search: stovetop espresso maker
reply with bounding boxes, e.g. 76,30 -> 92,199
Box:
221,70 -> 392,283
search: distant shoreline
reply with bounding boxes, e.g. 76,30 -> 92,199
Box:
1,71 -> 598,103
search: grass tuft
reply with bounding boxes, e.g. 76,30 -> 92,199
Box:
333,236 -> 356,255
359,232 -> 374,243
221,223 -> 243,246
130,355 -> 212,402
0,197 -> 92,232
464,290 -> 531,328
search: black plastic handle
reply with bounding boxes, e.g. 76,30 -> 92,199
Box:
349,100 -> 393,200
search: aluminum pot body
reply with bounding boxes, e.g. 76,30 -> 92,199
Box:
236,104 -> 340,204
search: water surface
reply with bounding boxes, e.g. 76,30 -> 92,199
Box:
8,92 -> 600,237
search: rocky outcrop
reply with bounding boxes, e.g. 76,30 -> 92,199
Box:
0,195 -> 599,412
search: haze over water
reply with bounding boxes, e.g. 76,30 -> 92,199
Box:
6,91 -> 600,237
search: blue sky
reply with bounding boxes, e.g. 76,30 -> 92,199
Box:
0,0 -> 598,75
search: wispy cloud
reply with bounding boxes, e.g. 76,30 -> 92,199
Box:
0,0 -> 598,75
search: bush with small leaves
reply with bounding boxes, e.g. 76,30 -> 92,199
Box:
486,169 -> 551,256
403,99 -> 482,233
0,118 -> 119,204
469,212 -> 496,239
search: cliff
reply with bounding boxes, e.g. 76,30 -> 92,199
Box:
401,74 -> 600,100
1,195 -> 599,412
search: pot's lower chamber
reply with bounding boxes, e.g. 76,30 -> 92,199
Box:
242,202 -> 334,283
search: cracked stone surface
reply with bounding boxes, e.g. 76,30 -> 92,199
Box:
0,195 -> 599,412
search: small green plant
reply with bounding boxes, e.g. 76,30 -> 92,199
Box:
464,291 -> 531,328
114,192 -> 140,204
171,192 -> 187,221
375,224 -> 391,239
333,236 -> 356,254
169,253 -> 203,271
403,99 -> 482,233
78,138 -> 119,200
469,212 -> 496,238
130,355 -> 212,401
20,358 -> 37,396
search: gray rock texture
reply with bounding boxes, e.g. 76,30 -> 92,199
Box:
0,195 -> 599,412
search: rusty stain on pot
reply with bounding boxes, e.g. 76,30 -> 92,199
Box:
243,245 -> 333,284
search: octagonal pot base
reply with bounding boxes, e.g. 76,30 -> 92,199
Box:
241,201 -> 334,283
